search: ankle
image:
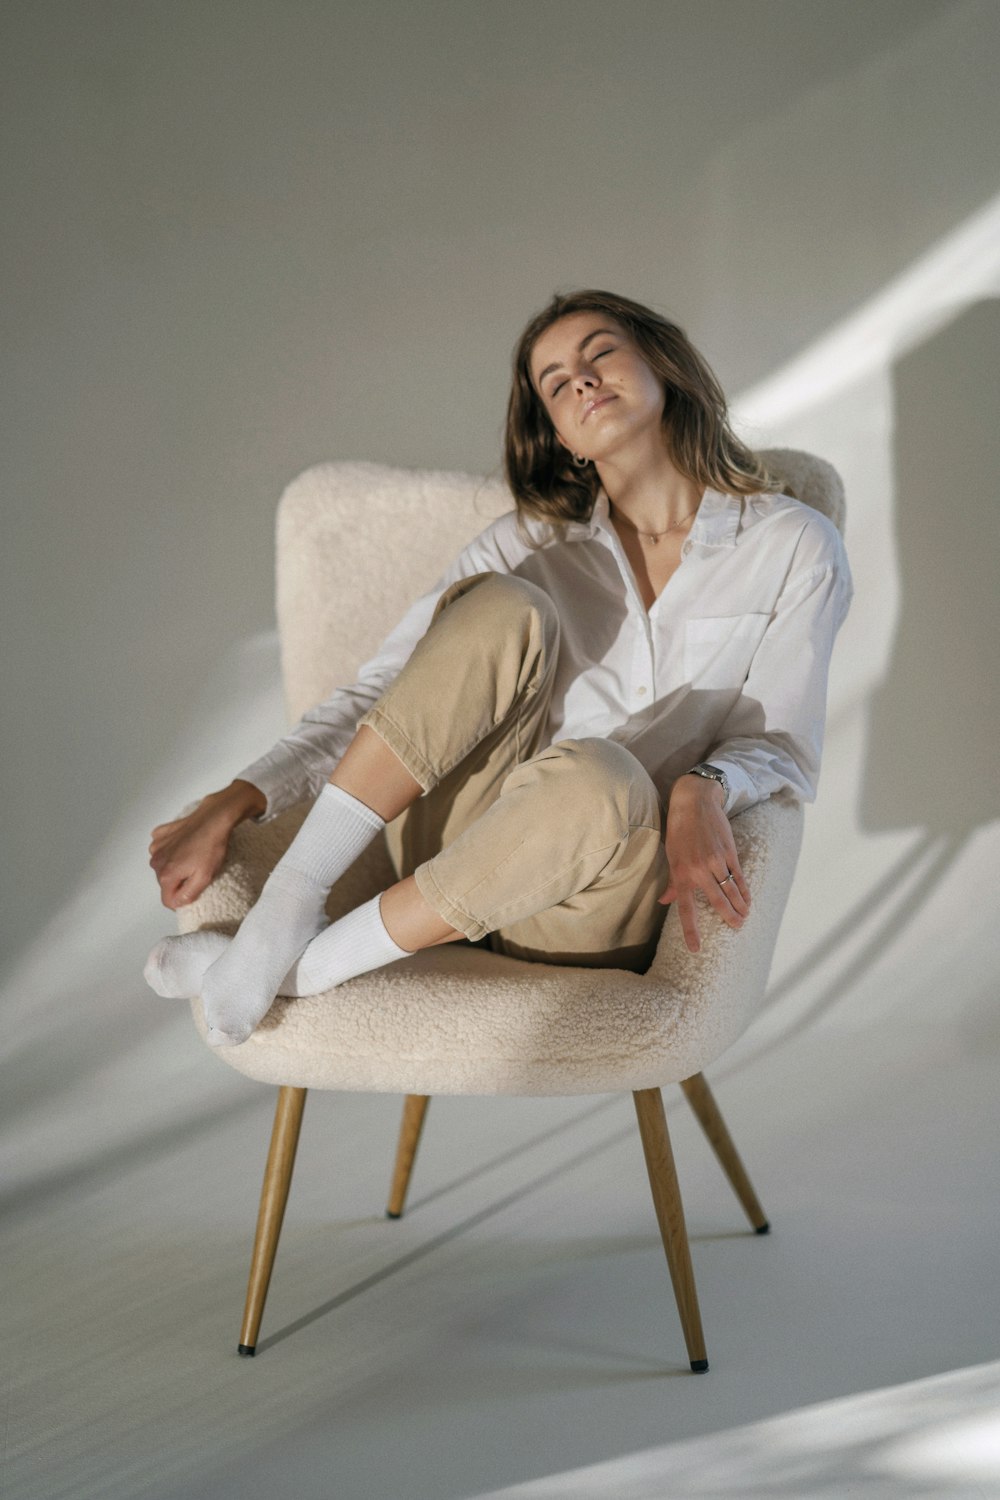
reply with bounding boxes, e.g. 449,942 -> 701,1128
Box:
379,880 -> 462,951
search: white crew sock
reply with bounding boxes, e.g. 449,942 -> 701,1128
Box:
199,782 -> 385,1045
144,931 -> 230,997
144,930 -> 313,999
289,893 -> 413,993
144,894 -> 412,1001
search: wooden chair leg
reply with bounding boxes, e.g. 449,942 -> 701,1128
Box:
386,1094 -> 430,1219
238,1085 -> 307,1356
633,1087 -> 708,1372
680,1073 -> 770,1234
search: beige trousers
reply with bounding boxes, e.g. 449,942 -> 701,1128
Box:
357,572 -> 668,971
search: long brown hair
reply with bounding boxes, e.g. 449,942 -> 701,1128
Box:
504,289 -> 777,535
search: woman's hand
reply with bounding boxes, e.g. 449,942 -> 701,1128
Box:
658,774 -> 750,953
148,780 -> 266,910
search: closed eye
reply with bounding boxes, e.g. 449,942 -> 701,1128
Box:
548,348 -> 616,398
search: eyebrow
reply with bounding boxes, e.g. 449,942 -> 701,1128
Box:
535,328 -> 620,389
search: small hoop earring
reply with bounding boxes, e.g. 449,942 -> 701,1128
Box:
572,453 -> 589,468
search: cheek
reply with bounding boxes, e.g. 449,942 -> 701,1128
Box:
542,397 -> 568,440
635,365 -> 666,414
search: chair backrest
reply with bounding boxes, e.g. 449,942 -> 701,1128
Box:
276,450 -> 844,722
276,463 -> 510,721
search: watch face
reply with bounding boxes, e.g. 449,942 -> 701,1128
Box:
692,763 -> 728,798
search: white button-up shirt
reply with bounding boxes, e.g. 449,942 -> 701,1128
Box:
238,488 -> 852,821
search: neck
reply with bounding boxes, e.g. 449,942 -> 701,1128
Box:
596,445 -> 704,534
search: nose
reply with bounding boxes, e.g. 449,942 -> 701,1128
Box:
572,363 -> 601,394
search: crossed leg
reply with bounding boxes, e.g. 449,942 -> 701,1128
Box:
146,572 -> 664,1043
331,727 -> 466,951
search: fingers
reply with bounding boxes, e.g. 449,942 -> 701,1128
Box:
148,821 -> 221,904
677,890 -> 702,953
162,873 -> 200,910
152,837 -> 224,905
727,862 -> 752,917
659,859 -> 751,953
159,867 -> 186,909
161,883 -> 185,911
712,870 -> 750,921
160,859 -> 215,907
659,878 -> 707,951
149,819 -> 182,846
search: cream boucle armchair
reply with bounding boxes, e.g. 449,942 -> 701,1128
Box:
178,450 -> 845,1372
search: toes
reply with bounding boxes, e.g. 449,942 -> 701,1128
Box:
142,940 -> 172,996
206,1024 -> 249,1048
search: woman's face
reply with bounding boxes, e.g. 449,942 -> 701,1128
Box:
529,311 -> 667,464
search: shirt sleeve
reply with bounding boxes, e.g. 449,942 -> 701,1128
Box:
234,510 -> 531,821
707,526 -> 853,816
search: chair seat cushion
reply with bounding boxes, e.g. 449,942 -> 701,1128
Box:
177,797 -> 803,1096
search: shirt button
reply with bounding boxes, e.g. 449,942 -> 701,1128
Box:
636,686 -> 647,697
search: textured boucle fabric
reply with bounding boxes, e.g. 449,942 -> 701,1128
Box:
758,446 -> 845,533
276,462 -> 511,722
178,450 -> 838,1095
179,795 -> 803,1095
276,452 -> 844,722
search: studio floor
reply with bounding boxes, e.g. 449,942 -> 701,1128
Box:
6,954 -> 999,1498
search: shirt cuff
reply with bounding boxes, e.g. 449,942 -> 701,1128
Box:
706,758 -> 760,818
231,755 -> 303,823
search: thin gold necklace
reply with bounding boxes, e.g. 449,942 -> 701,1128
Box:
609,500 -> 699,545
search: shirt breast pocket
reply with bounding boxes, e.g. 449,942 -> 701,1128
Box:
683,613 -> 771,689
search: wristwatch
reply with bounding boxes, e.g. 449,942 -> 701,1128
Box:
686,761 -> 730,804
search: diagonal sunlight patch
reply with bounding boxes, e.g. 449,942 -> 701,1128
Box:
473,1359 -> 1000,1499
732,192 -> 1000,428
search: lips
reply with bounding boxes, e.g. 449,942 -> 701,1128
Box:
582,394 -> 617,421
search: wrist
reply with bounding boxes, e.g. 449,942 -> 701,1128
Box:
216,779 -> 267,823
682,760 -> 729,808
672,773 -> 725,808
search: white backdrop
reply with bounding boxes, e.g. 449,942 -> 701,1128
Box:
3,4 -> 999,1497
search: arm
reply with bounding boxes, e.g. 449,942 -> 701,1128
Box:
231,582 -> 447,822
149,510 -> 532,907
660,521 -> 852,951
148,778 -> 266,911
659,771 -> 751,952
707,533 -> 853,815
233,508 -> 534,820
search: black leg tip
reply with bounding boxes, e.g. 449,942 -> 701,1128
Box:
690,1358 -> 709,1373
755,1221 -> 771,1235
237,1344 -> 256,1358
385,1209 -> 402,1220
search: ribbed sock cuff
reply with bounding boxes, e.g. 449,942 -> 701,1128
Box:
282,782 -> 385,888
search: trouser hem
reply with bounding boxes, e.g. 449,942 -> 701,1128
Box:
357,706 -> 436,793
413,823 -> 662,947
413,861 -> 489,942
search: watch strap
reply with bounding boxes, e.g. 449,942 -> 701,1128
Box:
687,761 -> 730,803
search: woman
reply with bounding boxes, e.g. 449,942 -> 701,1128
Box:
146,289 -> 852,1046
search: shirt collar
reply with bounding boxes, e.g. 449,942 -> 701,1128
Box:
569,486 -> 742,548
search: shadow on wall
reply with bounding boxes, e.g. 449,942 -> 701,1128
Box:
861,298 -> 1000,838
732,300 -> 1000,1050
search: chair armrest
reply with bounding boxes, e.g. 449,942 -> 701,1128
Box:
646,797 -> 805,1055
175,792 -> 804,1095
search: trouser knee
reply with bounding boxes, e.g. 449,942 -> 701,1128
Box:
501,736 -> 664,838
432,571 -> 560,660
360,569 -> 562,809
